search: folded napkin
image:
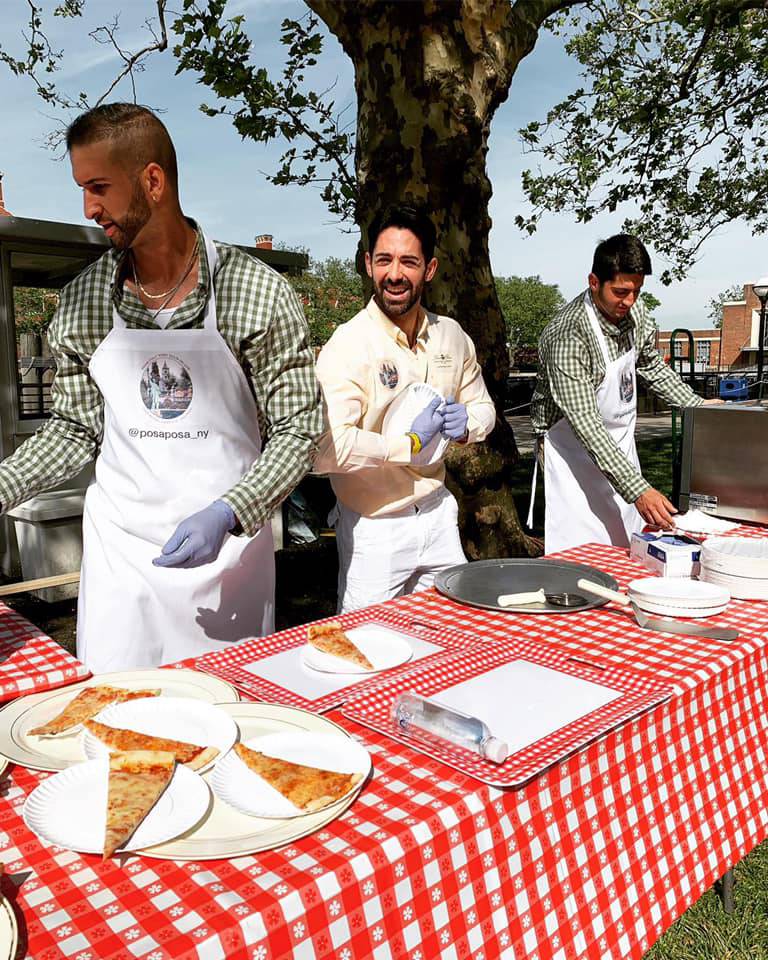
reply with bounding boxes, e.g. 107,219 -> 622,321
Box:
673,510 -> 740,535
0,603 -> 90,703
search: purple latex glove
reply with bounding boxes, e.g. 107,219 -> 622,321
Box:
153,499 -> 236,569
409,397 -> 444,448
441,396 -> 469,440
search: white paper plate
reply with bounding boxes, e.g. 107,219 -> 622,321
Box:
700,537 -> 768,578
700,566 -> 768,600
0,896 -> 18,960
211,730 -> 371,819
23,758 -> 210,855
0,669 -> 239,772
381,381 -> 449,466
632,598 -> 728,619
302,622 -> 413,675
627,577 -> 730,608
82,697 -> 237,773
140,703 -> 369,860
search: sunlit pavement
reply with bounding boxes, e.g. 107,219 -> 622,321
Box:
506,413 -> 673,455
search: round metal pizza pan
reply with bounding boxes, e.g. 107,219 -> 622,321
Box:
434,559 -> 619,614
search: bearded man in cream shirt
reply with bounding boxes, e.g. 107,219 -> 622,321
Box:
315,203 -> 496,612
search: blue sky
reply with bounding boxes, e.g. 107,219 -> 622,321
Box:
1,0 -> 766,330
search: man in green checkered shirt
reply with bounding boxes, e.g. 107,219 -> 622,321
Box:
0,104 -> 323,670
530,234 -> 721,554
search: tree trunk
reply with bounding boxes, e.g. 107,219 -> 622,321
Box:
307,0 -> 561,558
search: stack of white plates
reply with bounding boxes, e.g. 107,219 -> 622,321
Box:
700,537 -> 768,600
627,577 -> 730,618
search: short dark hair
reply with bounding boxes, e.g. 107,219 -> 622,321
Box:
66,103 -> 178,190
591,234 -> 652,282
367,203 -> 437,262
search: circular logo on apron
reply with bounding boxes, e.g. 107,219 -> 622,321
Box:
140,354 -> 193,420
619,367 -> 634,404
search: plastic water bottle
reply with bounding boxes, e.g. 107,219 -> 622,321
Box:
392,692 -> 508,764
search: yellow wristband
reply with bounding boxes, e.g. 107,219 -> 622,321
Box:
407,432 -> 423,454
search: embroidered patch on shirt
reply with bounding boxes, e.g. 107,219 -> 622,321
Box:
432,352 -> 454,369
378,361 -> 399,389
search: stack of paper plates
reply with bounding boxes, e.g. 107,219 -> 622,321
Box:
381,382 -> 449,466
700,537 -> 768,600
627,577 -> 730,618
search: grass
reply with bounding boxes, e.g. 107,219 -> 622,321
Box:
508,434 -> 676,540
7,433 -> 768,958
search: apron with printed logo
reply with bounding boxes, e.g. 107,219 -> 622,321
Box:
528,293 -> 643,554
78,233 -> 274,671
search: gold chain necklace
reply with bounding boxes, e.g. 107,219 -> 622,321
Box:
131,238 -> 198,302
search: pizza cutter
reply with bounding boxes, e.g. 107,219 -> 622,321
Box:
497,589 -> 588,609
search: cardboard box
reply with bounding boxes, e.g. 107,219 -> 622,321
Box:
630,532 -> 702,578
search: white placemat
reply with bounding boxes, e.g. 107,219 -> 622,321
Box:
434,659 -> 621,755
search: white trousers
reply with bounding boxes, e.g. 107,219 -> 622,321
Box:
334,487 -> 466,613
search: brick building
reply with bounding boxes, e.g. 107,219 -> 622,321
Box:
655,327 -> 722,372
718,284 -> 764,370
654,283 -> 766,374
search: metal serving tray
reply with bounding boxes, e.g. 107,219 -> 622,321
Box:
435,559 -> 619,614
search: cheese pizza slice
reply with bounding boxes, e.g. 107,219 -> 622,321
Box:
85,719 -> 219,771
234,742 -> 362,813
29,686 -> 161,737
103,750 -> 176,859
306,621 -> 374,670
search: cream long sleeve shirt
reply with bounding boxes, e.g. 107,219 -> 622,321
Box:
315,298 -> 496,517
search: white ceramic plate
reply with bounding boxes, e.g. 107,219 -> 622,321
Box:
632,598 -> 728,619
23,758 -> 210,855
211,730 -> 371,819
302,623 -> 414,675
142,703 -> 369,860
381,381 -> 449,466
627,577 -> 730,608
0,669 -> 239,772
0,895 -> 18,960
82,697 -> 238,773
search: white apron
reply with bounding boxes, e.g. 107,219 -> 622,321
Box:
528,293 -> 643,554
78,234 -> 274,672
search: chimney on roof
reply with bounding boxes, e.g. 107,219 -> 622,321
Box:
255,234 -> 273,250
0,173 -> 9,217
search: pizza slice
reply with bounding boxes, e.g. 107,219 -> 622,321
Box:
234,742 -> 362,813
29,686 -> 161,737
307,621 -> 374,671
85,719 -> 219,771
103,750 -> 176,859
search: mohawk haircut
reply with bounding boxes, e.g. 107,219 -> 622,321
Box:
66,103 -> 178,190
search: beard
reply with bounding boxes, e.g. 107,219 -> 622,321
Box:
373,277 -> 424,318
106,181 -> 151,251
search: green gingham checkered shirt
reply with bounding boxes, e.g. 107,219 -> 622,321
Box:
0,225 -> 323,536
531,290 -> 703,503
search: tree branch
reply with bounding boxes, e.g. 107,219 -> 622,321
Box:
89,2 -> 169,106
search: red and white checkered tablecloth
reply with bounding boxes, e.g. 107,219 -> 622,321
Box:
392,540 -> 768,696
343,629 -> 671,787
195,606 -> 486,712
0,602 -> 89,703
3,536 -> 768,960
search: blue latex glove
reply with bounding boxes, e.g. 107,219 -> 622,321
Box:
409,397 -> 444,448
153,499 -> 236,569
441,396 -> 469,440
